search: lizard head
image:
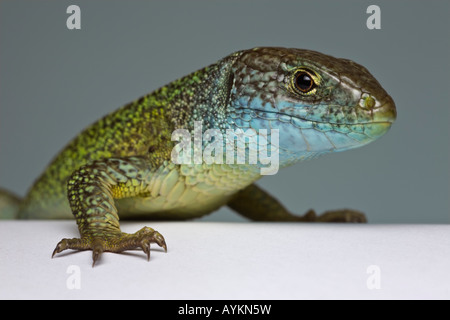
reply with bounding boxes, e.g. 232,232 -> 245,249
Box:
227,47 -> 396,166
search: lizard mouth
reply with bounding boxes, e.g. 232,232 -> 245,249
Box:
250,108 -> 395,126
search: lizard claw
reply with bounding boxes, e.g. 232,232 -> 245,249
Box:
92,240 -> 104,267
52,237 -> 89,258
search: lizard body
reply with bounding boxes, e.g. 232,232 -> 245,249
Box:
0,48 -> 396,265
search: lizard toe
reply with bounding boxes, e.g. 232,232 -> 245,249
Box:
316,209 -> 367,223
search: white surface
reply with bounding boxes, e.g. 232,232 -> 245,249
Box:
0,221 -> 449,300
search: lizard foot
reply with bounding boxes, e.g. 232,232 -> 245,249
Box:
302,209 -> 367,223
52,227 -> 167,267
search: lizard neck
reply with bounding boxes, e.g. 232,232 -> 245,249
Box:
157,52 -> 242,133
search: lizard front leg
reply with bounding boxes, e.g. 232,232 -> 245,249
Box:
52,156 -> 167,266
227,183 -> 366,223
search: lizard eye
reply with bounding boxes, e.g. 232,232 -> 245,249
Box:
292,69 -> 317,94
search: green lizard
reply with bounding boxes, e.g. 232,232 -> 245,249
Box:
0,47 -> 396,266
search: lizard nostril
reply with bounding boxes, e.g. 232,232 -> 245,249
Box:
371,94 -> 397,123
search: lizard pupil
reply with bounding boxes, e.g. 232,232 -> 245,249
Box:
294,71 -> 315,93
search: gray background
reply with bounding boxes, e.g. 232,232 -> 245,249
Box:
0,0 -> 448,223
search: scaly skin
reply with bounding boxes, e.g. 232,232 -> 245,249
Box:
1,48 -> 396,266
